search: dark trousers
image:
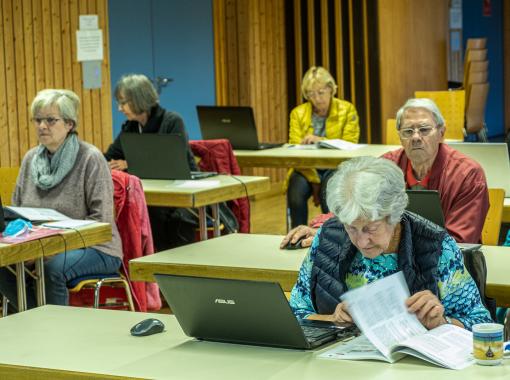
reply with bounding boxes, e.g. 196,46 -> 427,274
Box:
287,169 -> 334,228
148,206 -> 197,252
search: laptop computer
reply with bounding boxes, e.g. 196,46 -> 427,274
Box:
120,133 -> 216,180
154,273 -> 358,350
197,106 -> 284,150
406,190 -> 481,252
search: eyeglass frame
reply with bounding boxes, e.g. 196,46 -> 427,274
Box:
31,117 -> 65,127
398,124 -> 440,139
305,86 -> 332,99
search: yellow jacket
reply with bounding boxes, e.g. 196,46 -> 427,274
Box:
285,98 -> 360,188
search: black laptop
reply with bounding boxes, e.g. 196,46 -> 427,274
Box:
154,273 -> 358,350
120,133 -> 216,180
406,190 -> 481,252
196,106 -> 284,150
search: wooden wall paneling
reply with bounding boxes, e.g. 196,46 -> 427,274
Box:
320,0 -> 329,69
98,0 -> 112,151
69,0 -> 83,133
60,0 -> 72,90
212,0 -> 226,105
361,0 -> 371,143
51,0 -> 63,87
225,1 -> 239,105
88,0 -> 102,150
32,0 -> 45,93
41,0 -> 53,86
347,0 -> 355,105
293,0 -> 302,105
504,0 -> 510,134
78,0 -> 93,143
237,1 -> 250,106
0,0 -> 9,166
3,0 -> 20,167
334,0 -> 344,99
306,0 -> 315,66
13,0 -> 29,156
22,0 -> 37,148
377,0 -> 447,134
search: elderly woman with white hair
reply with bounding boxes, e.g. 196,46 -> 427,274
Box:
289,156 -> 491,331
0,89 -> 122,310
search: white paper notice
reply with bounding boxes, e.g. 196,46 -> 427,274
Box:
174,180 -> 220,189
79,15 -> 98,30
76,30 -> 103,61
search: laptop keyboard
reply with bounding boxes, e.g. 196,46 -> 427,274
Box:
190,171 -> 218,180
301,326 -> 337,342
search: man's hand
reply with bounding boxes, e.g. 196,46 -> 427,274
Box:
406,290 -> 447,330
280,225 -> 318,249
108,159 -> 128,171
301,135 -> 321,144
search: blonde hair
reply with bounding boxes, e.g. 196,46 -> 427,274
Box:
301,66 -> 337,100
31,89 -> 80,131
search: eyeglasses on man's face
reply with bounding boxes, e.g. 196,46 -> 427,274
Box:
398,125 -> 437,139
306,87 -> 330,99
32,117 -> 63,127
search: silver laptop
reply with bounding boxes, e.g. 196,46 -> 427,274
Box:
197,106 -> 284,150
154,273 -> 358,350
120,133 -> 216,180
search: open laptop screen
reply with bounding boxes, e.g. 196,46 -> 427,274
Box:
406,190 -> 445,227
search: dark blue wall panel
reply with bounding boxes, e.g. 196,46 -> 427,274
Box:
463,0 -> 504,138
108,0 -> 215,139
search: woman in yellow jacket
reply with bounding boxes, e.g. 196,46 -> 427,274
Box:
287,66 -> 360,228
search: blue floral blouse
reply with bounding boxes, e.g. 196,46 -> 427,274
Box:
289,228 -> 492,330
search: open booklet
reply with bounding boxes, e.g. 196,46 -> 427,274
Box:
3,206 -> 71,222
319,272 -> 474,370
287,139 -> 366,151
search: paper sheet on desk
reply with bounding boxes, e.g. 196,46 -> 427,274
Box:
42,219 -> 96,229
174,180 -> 221,188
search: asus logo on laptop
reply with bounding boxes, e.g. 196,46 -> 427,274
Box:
214,298 -> 236,305
220,118 -> 232,124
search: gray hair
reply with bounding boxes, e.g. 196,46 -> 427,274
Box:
301,66 -> 338,100
326,156 -> 408,225
395,98 -> 445,130
31,89 -> 80,131
114,74 -> 159,114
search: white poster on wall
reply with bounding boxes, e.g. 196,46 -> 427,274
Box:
76,30 -> 103,62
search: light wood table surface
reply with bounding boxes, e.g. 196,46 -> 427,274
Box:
0,222 -> 112,312
0,305 -> 508,380
141,175 -> 269,240
130,233 -> 510,307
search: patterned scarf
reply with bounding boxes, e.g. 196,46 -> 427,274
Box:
30,133 -> 80,190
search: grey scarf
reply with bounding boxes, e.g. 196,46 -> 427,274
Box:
31,134 -> 80,190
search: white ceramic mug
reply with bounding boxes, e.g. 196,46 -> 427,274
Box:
472,323 -> 504,365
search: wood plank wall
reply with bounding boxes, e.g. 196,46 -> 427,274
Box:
0,0 -> 112,168
213,0 -> 288,182
377,0 -> 448,133
504,0 -> 510,134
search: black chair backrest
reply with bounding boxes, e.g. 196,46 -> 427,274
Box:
462,249 -> 496,321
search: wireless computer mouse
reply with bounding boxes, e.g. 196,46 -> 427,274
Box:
284,236 -> 306,250
130,318 -> 165,337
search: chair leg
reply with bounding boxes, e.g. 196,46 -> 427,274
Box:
120,279 -> 136,312
2,295 -> 8,317
93,279 -> 107,309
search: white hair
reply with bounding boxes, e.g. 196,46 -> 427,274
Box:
326,156 -> 408,225
395,98 -> 445,130
31,89 -> 80,130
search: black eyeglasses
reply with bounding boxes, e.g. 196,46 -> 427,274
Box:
32,117 -> 63,126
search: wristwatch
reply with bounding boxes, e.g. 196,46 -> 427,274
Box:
444,315 -> 452,324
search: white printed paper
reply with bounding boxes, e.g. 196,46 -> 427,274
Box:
42,219 -> 96,229
173,180 -> 221,189
79,15 -> 98,30
76,30 -> 103,61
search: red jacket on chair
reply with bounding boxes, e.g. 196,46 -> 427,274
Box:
189,139 -> 250,232
112,170 -> 161,312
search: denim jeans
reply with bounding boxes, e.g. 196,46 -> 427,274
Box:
0,247 -> 121,311
287,169 -> 335,228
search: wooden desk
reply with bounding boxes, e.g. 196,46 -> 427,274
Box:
0,306 -> 508,379
0,223 -> 112,312
234,145 -> 398,169
130,233 -> 510,307
141,175 -> 269,240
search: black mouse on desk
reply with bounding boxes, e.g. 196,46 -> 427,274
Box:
130,318 -> 165,337
284,236 -> 306,250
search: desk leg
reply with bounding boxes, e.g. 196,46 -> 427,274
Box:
199,206 -> 208,240
15,263 -> 27,312
211,203 -> 221,237
35,257 -> 46,306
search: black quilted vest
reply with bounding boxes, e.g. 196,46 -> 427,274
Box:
310,211 -> 447,314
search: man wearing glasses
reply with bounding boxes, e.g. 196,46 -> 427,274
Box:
281,98 -> 489,248
382,98 -> 488,243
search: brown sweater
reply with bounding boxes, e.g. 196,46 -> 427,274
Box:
13,140 -> 122,259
